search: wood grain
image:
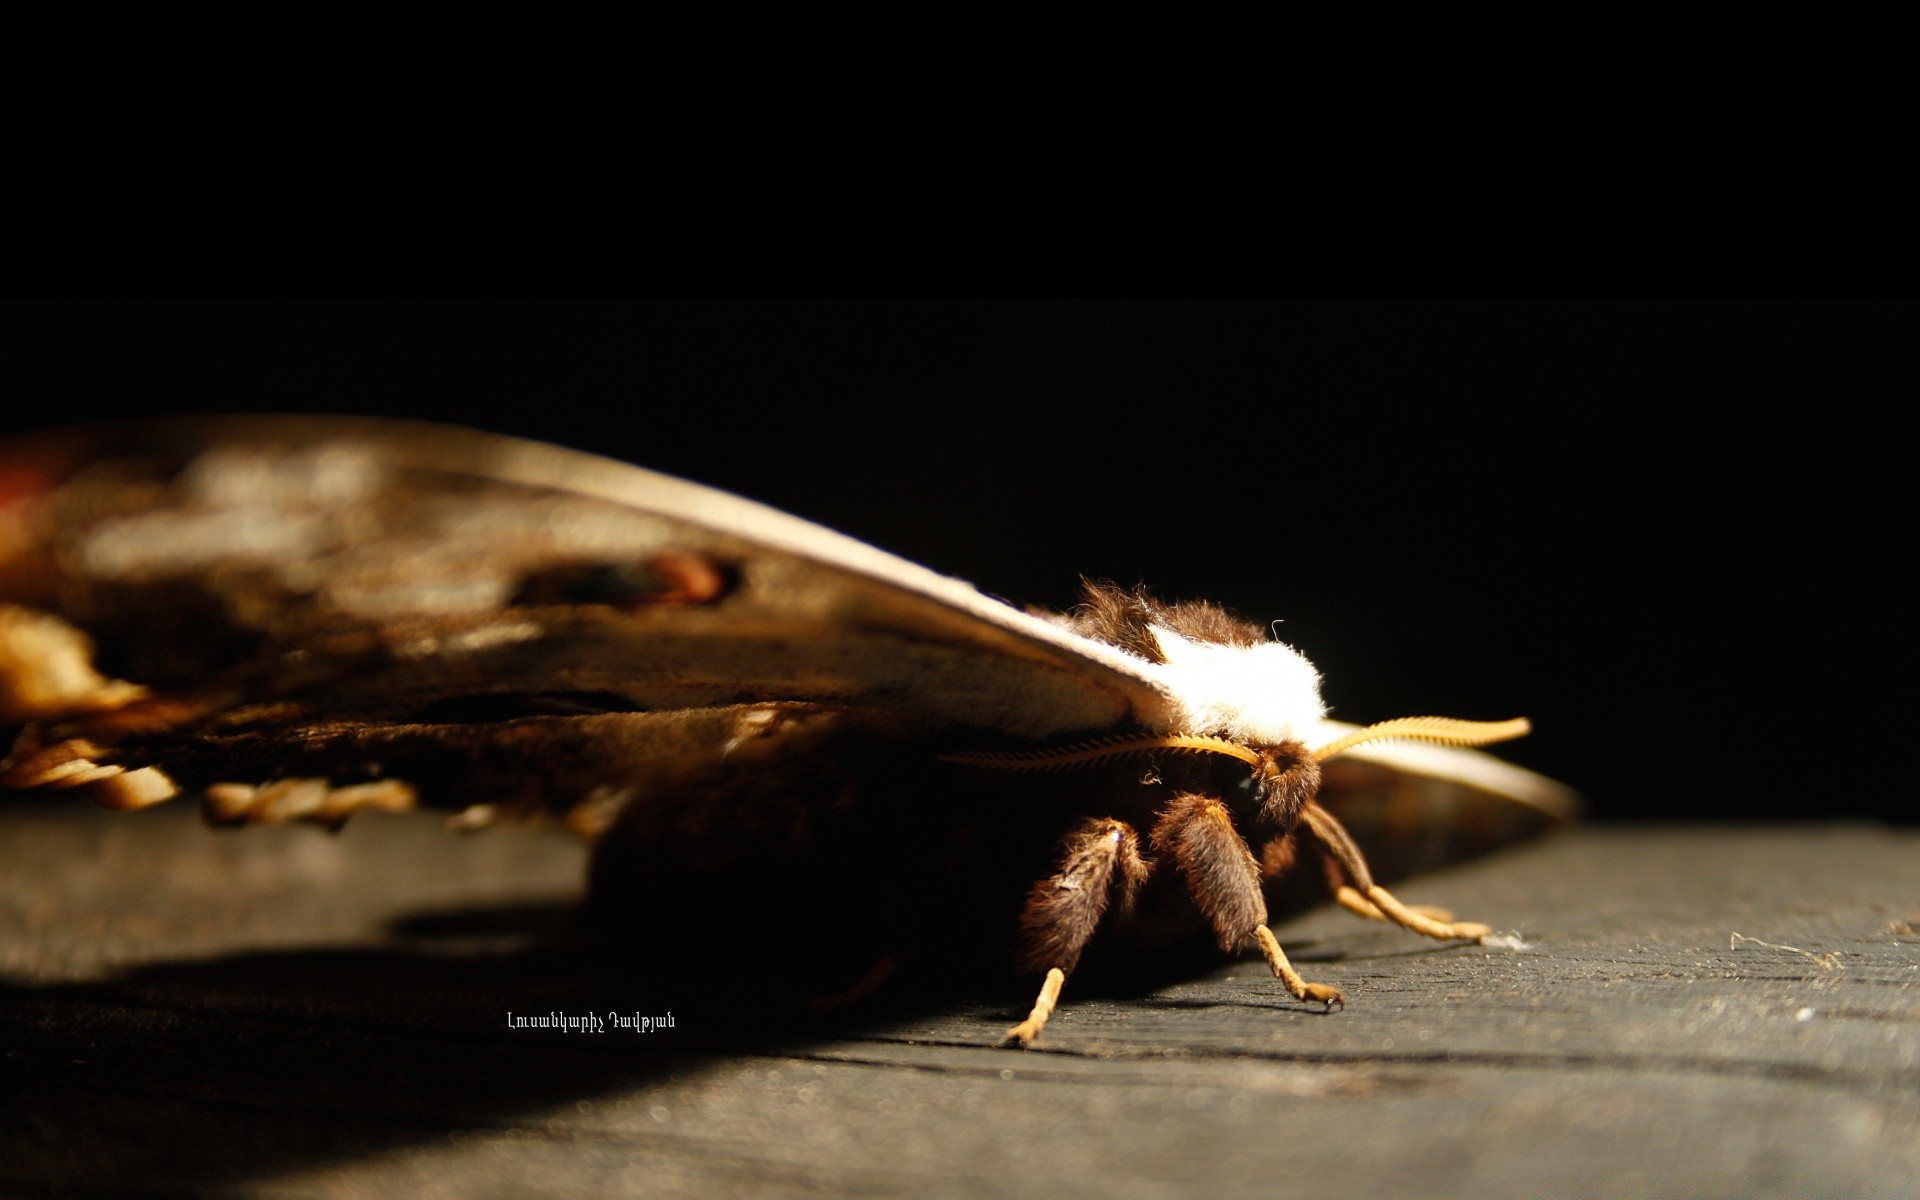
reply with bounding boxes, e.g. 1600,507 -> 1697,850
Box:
3,803 -> 1915,1198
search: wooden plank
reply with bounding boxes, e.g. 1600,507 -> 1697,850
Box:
2,802 -> 1915,1198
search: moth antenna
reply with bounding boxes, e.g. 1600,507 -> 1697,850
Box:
939,734 -> 1262,772
1311,716 -> 1532,763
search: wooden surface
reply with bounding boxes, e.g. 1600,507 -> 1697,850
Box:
1,801 -> 1915,1199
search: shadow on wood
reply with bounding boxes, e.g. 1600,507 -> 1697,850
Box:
3,801 -> 1917,1197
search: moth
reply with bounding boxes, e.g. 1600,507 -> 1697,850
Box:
0,417 -> 1575,1046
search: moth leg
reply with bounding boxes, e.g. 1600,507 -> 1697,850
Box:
1330,887 -> 1455,925
1006,817 -> 1147,1046
1304,837 -> 1454,923
1300,800 -> 1491,941
1153,794 -> 1343,1008
1264,829 -> 1438,924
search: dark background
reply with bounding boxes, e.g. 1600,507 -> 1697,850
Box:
0,300 -> 1906,822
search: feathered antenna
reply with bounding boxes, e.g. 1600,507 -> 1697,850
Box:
1310,716 -> 1531,762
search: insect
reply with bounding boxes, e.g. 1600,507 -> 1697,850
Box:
0,417 -> 1575,1046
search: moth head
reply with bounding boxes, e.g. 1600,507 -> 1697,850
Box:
1220,738 -> 1318,833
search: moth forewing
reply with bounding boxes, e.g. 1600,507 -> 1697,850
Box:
0,417 -> 1576,1048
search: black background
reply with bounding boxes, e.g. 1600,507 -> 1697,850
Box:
1,300 -> 1907,822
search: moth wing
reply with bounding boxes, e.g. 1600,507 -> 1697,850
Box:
0,417 -> 1180,824
2,416 -> 1574,860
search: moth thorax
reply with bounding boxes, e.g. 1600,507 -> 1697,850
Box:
1142,625 -> 1326,748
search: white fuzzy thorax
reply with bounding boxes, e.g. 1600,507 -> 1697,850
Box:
1136,625 -> 1327,745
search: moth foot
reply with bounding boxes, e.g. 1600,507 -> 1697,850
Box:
1003,1018 -> 1044,1046
1253,926 -> 1346,1009
204,778 -> 417,827
1004,966 -> 1066,1047
1298,981 -> 1346,1008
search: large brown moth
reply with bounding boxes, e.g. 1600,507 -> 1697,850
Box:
0,416 -> 1576,1046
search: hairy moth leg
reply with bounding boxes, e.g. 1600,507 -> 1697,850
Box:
1006,818 -> 1147,1046
1153,794 -> 1343,1009
1299,799 -> 1491,941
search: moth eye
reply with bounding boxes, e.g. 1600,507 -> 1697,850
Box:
1226,769 -> 1267,821
513,552 -> 734,609
1159,752 -> 1267,822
